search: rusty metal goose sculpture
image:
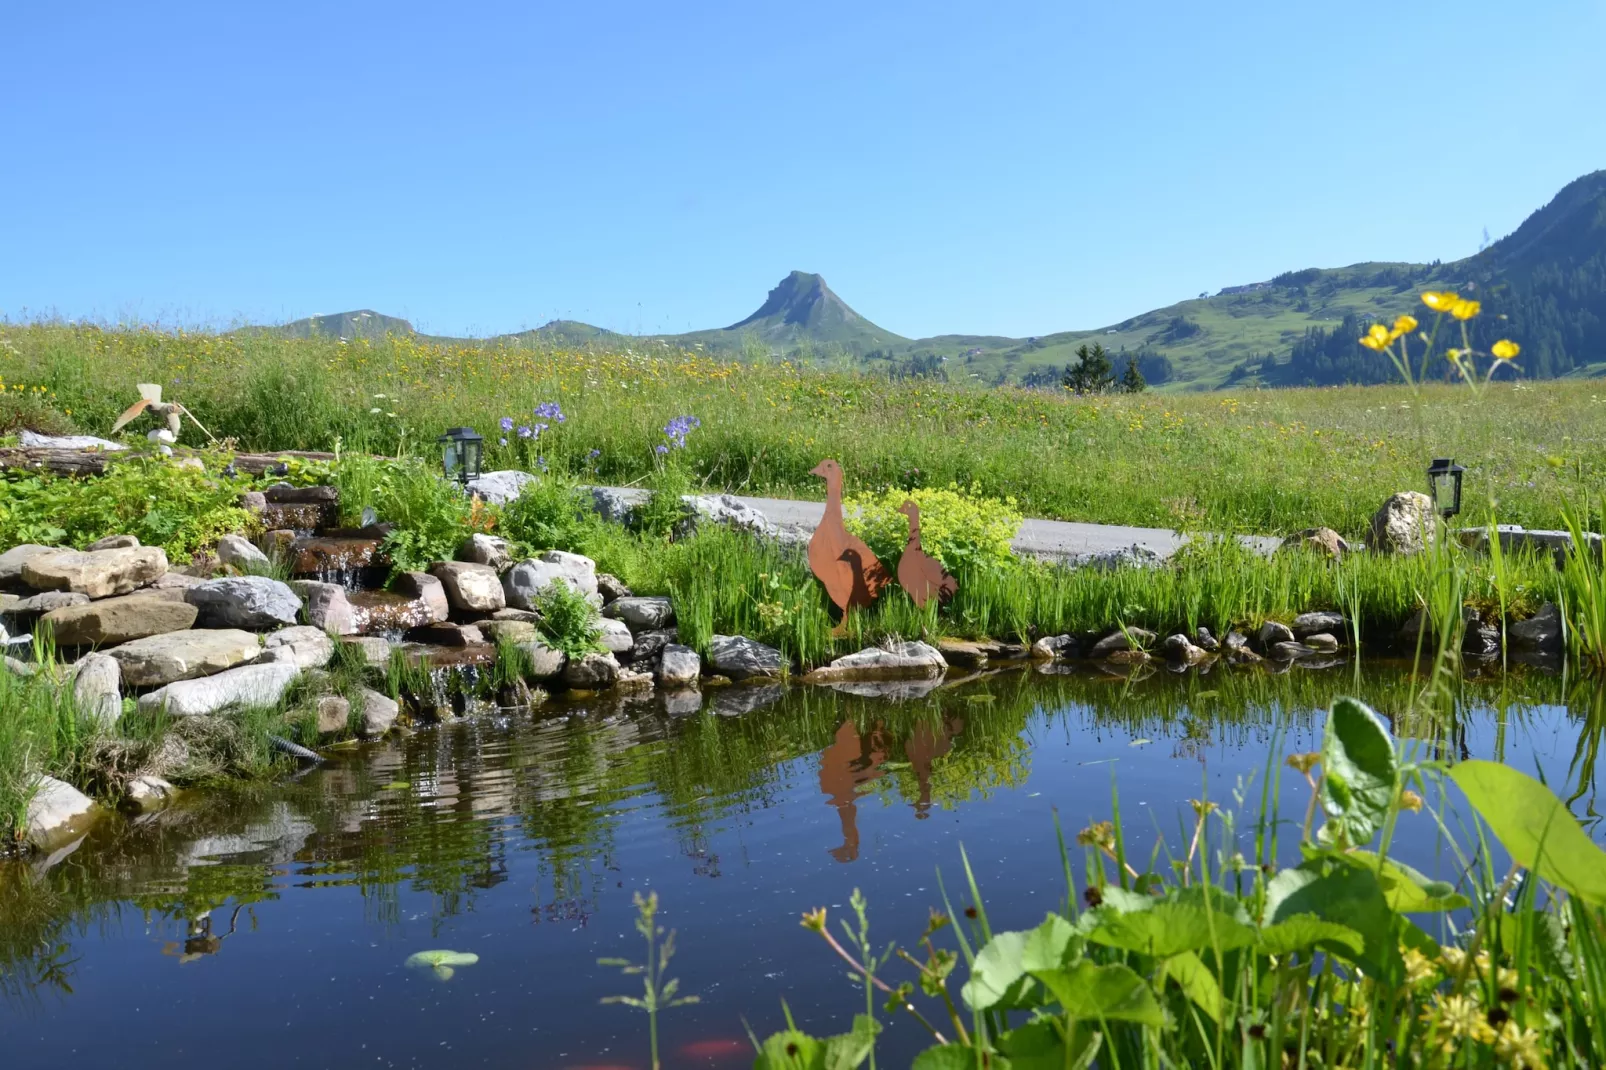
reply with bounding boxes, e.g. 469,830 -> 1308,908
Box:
895,499 -> 957,608
808,459 -> 891,635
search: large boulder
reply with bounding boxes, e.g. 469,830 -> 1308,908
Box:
341,636 -> 393,668
216,534 -> 271,571
263,625 -> 335,669
359,689 -> 400,737
657,644 -> 701,687
503,551 -> 599,609
293,580 -> 358,635
708,634 -> 785,680
185,577 -> 301,628
10,590 -> 91,617
598,618 -> 635,656
1367,492 -> 1437,555
109,628 -> 261,687
22,546 -> 168,599
430,561 -> 506,614
685,494 -> 779,539
458,533 -> 513,572
1030,634 -> 1080,661
1088,627 -> 1156,659
71,652 -> 122,727
1258,620 -> 1296,648
590,487 -> 639,526
466,470 -> 536,505
0,544 -> 60,585
1509,603 -> 1564,654
40,594 -> 197,646
563,652 -> 619,690
808,639 -> 945,681
24,776 -> 96,845
480,619 -> 538,644
18,431 -> 126,452
392,572 -> 451,623
87,534 -> 140,551
603,596 -> 675,631
1160,633 -> 1208,664
517,639 -> 567,680
315,695 -> 351,735
1292,610 -> 1346,638
139,661 -> 300,717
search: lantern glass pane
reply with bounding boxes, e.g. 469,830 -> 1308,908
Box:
1432,474 -> 1455,514
443,441 -> 462,477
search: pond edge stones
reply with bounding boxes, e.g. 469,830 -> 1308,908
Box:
185,576 -> 302,628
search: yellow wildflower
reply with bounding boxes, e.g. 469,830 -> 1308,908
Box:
1398,789 -> 1424,813
1492,339 -> 1520,360
1450,297 -> 1482,320
1359,323 -> 1391,351
1391,314 -> 1419,338
1493,1021 -> 1544,1068
1425,993 -> 1495,1045
1403,947 -> 1437,984
1422,291 -> 1461,312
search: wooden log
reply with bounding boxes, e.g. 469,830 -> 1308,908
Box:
0,447 -> 338,477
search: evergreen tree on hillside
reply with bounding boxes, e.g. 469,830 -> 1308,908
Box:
1120,358 -> 1147,393
1063,343 -> 1115,394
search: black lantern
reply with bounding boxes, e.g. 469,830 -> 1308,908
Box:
1427,458 -> 1465,519
438,427 -> 484,485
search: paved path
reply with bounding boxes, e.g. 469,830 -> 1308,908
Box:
595,486 -> 1277,564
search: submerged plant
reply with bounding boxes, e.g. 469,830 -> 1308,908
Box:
598,891 -> 699,1070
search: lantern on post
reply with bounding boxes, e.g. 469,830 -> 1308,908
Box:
438,427 -> 485,485
1427,458 -> 1464,519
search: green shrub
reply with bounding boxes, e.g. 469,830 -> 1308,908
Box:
634,463 -> 693,542
845,482 -> 1021,574
364,457 -> 493,573
499,474 -> 600,555
532,580 -> 605,659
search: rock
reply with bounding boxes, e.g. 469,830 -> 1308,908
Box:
10,590 -> 93,616
1088,627 -> 1156,659
491,607 -> 542,624
0,544 -> 60,585
1284,527 -> 1351,559
1258,621 -> 1296,649
1106,649 -> 1151,665
514,640 -> 565,680
809,640 -> 946,681
4,656 -> 39,676
563,651 -> 620,690
603,596 -> 675,631
359,689 -> 400,736
430,561 -> 506,614
216,534 -> 271,571
24,776 -> 96,844
598,618 -> 635,655
1292,611 -> 1346,638
1029,634 -> 1080,661
1463,621 -> 1501,659
616,667 -> 655,691
1367,492 -> 1437,555
146,571 -> 204,590
138,661 -> 299,717
40,594 -> 198,646
1509,603 -> 1563,654
503,551 -> 599,608
293,580 -> 358,636
589,487 -> 639,526
71,653 -> 122,727
263,484 -> 338,503
1396,609 -> 1430,647
708,634 -> 785,680
1271,641 -> 1316,660
18,430 -> 127,451
657,644 -> 701,687
22,546 -> 169,599
1304,632 -> 1341,653
685,494 -> 779,539
239,491 -> 268,512
408,623 -> 485,647
1227,645 -> 1263,665
341,636 -> 393,668
264,625 -> 335,669
480,619 -> 538,644
316,695 -> 351,735
710,683 -> 785,716
1194,627 -> 1220,652
628,628 -> 677,666
1224,630 -> 1250,652
1160,633 -> 1207,663
126,775 -> 177,811
596,574 -> 632,603
109,628 -> 262,687
392,572 -> 451,623
459,533 -> 513,571
185,576 -> 301,628
1066,545 -> 1165,571
86,534 -> 140,551
465,470 -> 537,505
937,639 -> 990,668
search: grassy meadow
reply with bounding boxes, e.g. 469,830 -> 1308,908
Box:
1,322 -> 1601,537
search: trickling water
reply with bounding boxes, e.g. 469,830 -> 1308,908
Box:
290,536 -> 386,590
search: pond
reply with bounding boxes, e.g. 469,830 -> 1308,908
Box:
2,663 -> 1602,1068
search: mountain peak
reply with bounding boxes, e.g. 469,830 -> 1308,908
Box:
727,271 -> 842,330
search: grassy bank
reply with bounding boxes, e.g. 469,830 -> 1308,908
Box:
2,322 -> 1602,535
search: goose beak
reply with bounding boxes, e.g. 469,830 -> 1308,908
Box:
809,461 -> 830,478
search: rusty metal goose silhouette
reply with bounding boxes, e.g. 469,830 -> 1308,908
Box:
895,500 -> 957,608
808,459 -> 891,635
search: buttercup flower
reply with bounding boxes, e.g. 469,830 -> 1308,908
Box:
1359,323 -> 1391,351
1391,314 -> 1419,337
1450,297 -> 1481,320
1492,339 -> 1520,360
1422,291 -> 1460,312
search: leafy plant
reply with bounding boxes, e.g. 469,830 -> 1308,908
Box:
531,579 -> 605,659
499,473 -> 600,555
598,891 -> 699,1070
367,457 -> 494,573
846,483 -> 1021,575
635,462 -> 693,542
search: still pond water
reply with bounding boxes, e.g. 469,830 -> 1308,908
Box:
2,663 -> 1602,1068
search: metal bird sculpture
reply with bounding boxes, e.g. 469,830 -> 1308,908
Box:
808,459 -> 891,635
110,383 -> 216,444
895,500 -> 957,608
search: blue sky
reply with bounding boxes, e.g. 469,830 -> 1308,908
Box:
4,1 -> 1603,339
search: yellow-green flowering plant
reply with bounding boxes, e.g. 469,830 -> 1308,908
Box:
845,482 -> 1021,575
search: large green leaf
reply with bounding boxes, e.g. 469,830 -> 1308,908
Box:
1084,898 -> 1256,958
1031,961 -> 1165,1026
1257,914 -> 1364,958
1020,913 -> 1081,972
1165,951 -> 1224,1023
996,1021 -> 1063,1070
755,1018 -> 880,1070
1318,698 -> 1398,848
961,929 -> 1038,1011
911,1045 -> 1006,1070
1449,760 -> 1606,906
822,1015 -> 881,1070
1347,852 -> 1470,913
1264,861 -> 1402,983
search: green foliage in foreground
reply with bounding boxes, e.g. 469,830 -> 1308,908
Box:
745,697 -> 1606,1069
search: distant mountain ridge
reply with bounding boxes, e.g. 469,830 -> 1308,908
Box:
250,169 -> 1606,390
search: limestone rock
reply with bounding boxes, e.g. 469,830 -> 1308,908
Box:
491,607 -> 541,623
616,667 -> 655,691
810,639 -> 945,681
359,689 -> 400,737
596,573 -> 632,603
589,486 -> 639,526
264,625 -> 335,670
1029,634 -> 1080,661
1284,527 -> 1351,559
598,618 -> 635,655
408,622 -> 485,647
10,590 -> 91,616
1258,621 -> 1296,649
603,596 -> 675,631
1160,633 -> 1207,664
22,546 -> 169,599
185,576 -> 301,628
147,571 -> 204,590
937,639 -> 990,668
1509,603 -> 1563,654
517,640 -> 566,680
340,636 -> 393,668
293,580 -> 357,635
685,494 -> 779,539
139,661 -> 300,717
40,594 -> 198,646
1305,633 -> 1341,653
126,775 -> 177,812
708,634 -> 785,680
1367,492 -> 1437,555
18,431 -> 126,452
24,776 -> 96,845
316,694 -> 351,735
392,572 -> 451,623
503,551 -> 599,608
71,652 -> 122,727
657,644 -> 701,687
0,544 -> 59,584
1271,641 -> 1316,661
1194,627 -> 1220,652
458,533 -> 513,571
1292,611 -> 1346,638
563,651 -> 620,690
465,469 -> 537,505
109,628 -> 261,687
480,619 -> 538,644
217,534 -> 271,571
431,561 -> 506,614
1088,627 -> 1156,659
86,534 -> 140,551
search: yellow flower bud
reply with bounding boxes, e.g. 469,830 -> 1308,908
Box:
1491,339 -> 1520,360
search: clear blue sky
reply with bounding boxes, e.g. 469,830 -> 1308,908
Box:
4,1 -> 1602,339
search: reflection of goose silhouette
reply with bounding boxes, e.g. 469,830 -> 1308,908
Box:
161,904 -> 246,965
819,721 -> 889,862
808,460 -> 891,636
905,716 -> 961,818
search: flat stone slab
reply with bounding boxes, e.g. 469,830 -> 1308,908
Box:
109,628 -> 262,687
708,634 -> 785,680
603,596 -> 675,631
25,775 -> 97,846
185,576 -> 301,628
0,544 -> 61,584
139,661 -> 300,717
22,546 -> 169,599
40,593 -> 197,646
806,640 -> 945,681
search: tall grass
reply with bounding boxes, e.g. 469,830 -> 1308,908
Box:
0,667 -> 92,846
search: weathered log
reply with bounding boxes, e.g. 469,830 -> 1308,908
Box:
0,447 -> 337,478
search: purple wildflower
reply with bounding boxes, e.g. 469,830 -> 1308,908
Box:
655,444 -> 669,455
499,436 -> 508,447
587,448 -> 601,460
661,415 -> 701,450
537,456 -> 549,472
533,401 -> 566,424
531,422 -> 549,437
516,425 -> 533,439
499,416 -> 514,432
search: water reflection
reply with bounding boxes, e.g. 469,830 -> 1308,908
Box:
0,664 -> 1601,1068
